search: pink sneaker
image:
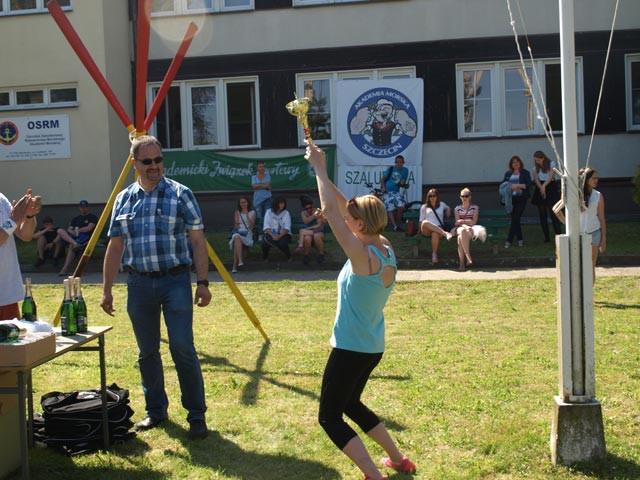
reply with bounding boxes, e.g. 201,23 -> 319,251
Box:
295,245 -> 304,252
381,456 -> 416,474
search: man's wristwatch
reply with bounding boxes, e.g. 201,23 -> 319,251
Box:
196,279 -> 209,287
1,219 -> 17,236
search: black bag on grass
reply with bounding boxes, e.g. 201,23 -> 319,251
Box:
33,383 -> 135,456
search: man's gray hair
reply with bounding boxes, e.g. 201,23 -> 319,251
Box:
130,135 -> 162,159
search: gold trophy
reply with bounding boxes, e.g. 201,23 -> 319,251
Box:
286,95 -> 312,143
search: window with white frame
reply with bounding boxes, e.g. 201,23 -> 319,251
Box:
456,58 -> 584,138
151,0 -> 253,15
295,67 -> 415,145
0,0 -> 70,15
0,85 -> 78,111
148,77 -> 260,150
626,54 -> 640,131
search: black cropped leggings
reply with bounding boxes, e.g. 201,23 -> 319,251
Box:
318,347 -> 383,450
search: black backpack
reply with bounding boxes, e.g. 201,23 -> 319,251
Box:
33,383 -> 135,456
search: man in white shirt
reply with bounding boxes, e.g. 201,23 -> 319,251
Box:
0,189 -> 41,320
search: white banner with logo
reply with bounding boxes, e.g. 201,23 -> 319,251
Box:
336,164 -> 423,205
335,79 -> 423,202
336,79 -> 423,166
0,114 -> 71,161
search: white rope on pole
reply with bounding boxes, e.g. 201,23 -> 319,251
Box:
585,0 -> 620,168
507,0 -> 620,212
507,0 -> 564,172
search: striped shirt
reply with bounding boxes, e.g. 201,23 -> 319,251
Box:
454,204 -> 478,224
108,176 -> 204,272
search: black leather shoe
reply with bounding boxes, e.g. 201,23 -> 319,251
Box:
188,419 -> 208,440
135,416 -> 165,431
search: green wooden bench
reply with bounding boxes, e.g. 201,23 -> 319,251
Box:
403,211 -> 424,257
404,208 -> 510,257
479,209 -> 510,242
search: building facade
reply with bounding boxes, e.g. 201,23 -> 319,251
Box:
1,0 -> 639,225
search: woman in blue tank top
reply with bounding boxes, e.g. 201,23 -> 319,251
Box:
305,143 -> 416,480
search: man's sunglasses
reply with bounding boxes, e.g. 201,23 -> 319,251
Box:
136,156 -> 163,166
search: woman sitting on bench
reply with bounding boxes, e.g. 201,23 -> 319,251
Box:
418,188 -> 452,264
452,188 -> 487,272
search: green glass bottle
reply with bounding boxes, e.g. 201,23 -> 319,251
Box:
61,279 -> 76,336
0,323 -> 21,343
74,277 -> 87,333
21,277 -> 37,321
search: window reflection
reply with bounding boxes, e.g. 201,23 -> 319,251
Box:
504,67 -> 533,132
631,61 -> 640,126
304,79 -> 331,140
191,86 -> 217,146
463,69 -> 492,133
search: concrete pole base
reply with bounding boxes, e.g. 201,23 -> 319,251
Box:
550,396 -> 606,465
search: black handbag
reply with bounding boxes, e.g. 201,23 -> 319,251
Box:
432,207 -> 452,232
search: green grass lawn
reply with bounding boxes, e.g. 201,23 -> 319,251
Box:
13,276 -> 640,479
15,221 -> 640,268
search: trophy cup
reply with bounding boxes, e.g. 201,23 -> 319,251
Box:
286,95 -> 312,143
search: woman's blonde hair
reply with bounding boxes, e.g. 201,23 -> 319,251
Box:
460,187 -> 472,197
346,194 -> 388,235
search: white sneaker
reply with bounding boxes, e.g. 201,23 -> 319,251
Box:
504,241 -> 511,249
517,240 -> 524,247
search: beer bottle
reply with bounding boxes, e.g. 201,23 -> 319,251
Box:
21,277 -> 37,321
74,277 -> 88,333
61,279 -> 76,336
0,323 -> 21,343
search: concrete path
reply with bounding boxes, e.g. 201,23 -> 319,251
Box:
27,265 -> 640,285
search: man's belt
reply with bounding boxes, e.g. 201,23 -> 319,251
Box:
125,264 -> 189,278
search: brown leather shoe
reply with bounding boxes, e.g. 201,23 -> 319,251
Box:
135,416 -> 165,431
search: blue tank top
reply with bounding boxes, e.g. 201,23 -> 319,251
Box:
330,244 -> 397,353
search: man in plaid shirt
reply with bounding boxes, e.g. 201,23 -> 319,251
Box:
101,135 -> 211,440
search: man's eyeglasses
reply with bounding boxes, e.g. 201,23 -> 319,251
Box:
136,156 -> 163,166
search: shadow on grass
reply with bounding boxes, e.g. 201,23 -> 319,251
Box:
172,429 -> 340,480
195,343 -> 410,433
25,437 -> 165,480
594,301 -> 640,310
241,342 -> 270,406
196,344 -> 411,407
568,452 -> 640,479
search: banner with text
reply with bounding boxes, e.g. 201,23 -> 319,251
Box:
0,114 -> 70,161
336,164 -> 423,204
163,147 -> 335,192
336,79 -> 423,167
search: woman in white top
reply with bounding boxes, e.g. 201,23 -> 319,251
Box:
453,188 -> 487,272
532,150 -> 562,242
262,196 -> 293,261
418,188 -> 452,264
554,167 -> 606,281
229,197 -> 256,273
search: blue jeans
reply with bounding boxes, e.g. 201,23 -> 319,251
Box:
254,197 -> 272,228
126,268 -> 206,422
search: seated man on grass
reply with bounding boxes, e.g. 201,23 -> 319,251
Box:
56,200 -> 98,276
